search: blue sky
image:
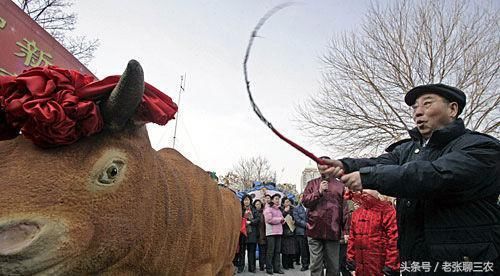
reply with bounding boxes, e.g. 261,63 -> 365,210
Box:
73,0 -> 371,190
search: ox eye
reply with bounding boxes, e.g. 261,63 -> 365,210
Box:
98,161 -> 124,185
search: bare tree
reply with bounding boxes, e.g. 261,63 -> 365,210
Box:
229,156 -> 277,190
16,0 -> 99,65
221,172 -> 242,191
298,0 -> 499,156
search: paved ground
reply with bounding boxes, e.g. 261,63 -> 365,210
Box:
237,265 -> 353,276
239,267 -> 309,276
238,262 -> 309,276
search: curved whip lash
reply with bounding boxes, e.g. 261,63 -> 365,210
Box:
243,3 -> 327,166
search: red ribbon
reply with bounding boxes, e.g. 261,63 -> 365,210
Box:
0,66 -> 177,147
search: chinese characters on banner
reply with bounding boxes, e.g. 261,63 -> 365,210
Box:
15,38 -> 54,67
0,0 -> 94,77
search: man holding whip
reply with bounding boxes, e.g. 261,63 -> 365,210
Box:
319,84 -> 499,275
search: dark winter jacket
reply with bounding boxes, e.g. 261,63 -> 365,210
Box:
302,177 -> 349,240
281,205 -> 297,255
292,204 -> 307,236
242,206 -> 260,244
341,201 -> 354,244
281,205 -> 295,237
341,119 -> 500,264
257,209 -> 266,245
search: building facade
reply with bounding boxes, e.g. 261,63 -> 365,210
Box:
300,167 -> 320,192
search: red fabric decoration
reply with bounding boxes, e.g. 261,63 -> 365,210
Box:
0,66 -> 177,147
240,217 -> 248,237
344,191 -> 385,210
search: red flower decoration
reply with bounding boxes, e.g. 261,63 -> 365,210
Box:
0,66 -> 177,147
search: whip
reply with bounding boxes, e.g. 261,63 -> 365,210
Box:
243,3 -> 327,166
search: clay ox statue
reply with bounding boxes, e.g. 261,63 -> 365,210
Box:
0,60 -> 240,275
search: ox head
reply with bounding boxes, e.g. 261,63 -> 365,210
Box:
0,60 -> 159,275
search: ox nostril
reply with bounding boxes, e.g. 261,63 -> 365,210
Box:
0,223 -> 41,255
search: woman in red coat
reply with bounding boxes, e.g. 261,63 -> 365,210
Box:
346,190 -> 399,276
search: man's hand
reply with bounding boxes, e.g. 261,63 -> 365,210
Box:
341,171 -> 363,192
317,159 -> 344,179
319,180 -> 329,194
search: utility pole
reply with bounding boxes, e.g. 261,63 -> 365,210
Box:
172,73 -> 186,149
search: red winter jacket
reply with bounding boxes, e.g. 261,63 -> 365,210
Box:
302,177 -> 349,240
347,198 -> 399,275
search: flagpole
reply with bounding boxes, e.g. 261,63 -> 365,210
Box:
172,73 -> 185,149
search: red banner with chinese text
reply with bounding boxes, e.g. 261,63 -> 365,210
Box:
0,0 -> 94,77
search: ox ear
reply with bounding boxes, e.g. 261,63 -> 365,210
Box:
101,59 -> 145,131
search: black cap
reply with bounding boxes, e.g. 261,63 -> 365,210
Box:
405,84 -> 466,115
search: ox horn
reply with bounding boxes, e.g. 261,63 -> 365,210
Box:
101,59 -> 145,131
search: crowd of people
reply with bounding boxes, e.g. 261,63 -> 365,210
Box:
234,191 -> 311,274
233,179 -> 400,275
233,83 -> 499,275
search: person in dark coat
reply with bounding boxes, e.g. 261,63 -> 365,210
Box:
292,193 -> 310,271
254,199 -> 267,271
280,197 -> 297,270
319,84 -> 500,275
236,194 -> 261,273
303,165 -> 350,276
339,199 -> 353,276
